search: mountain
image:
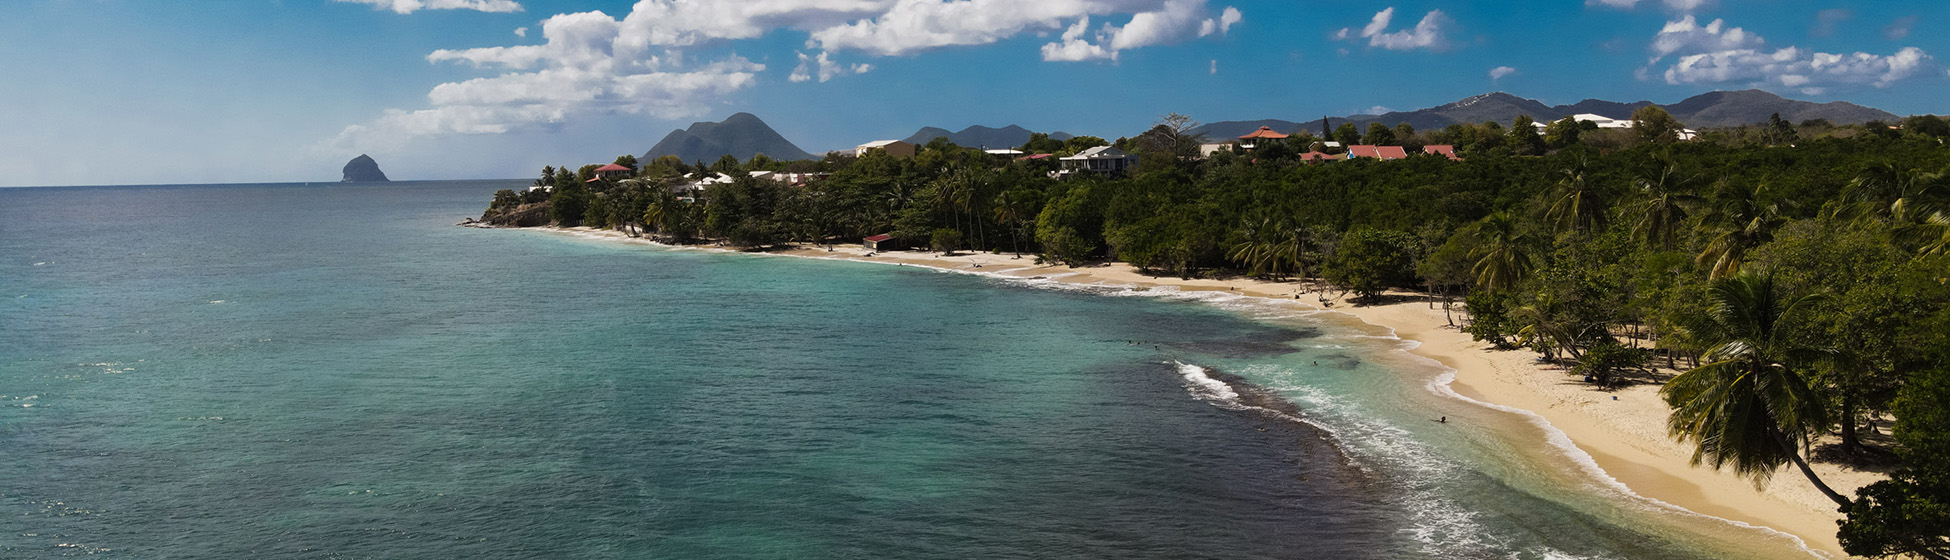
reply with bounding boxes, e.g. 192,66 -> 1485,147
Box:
642,112 -> 814,163
901,124 -> 1074,149
341,154 -> 389,182
1187,90 -> 1898,140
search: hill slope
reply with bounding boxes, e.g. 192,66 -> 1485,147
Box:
1189,90 -> 1897,139
901,124 -> 1074,148
642,113 -> 814,163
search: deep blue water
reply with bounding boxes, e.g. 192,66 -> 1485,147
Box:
0,182 -> 1797,558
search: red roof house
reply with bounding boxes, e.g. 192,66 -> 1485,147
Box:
1345,145 -> 1409,160
1422,145 -> 1461,161
1297,151 -> 1344,163
1237,126 -> 1289,140
593,163 -> 633,180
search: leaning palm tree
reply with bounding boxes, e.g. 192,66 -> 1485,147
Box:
1546,157 -> 1609,235
1835,162 -> 1949,225
1629,161 -> 1702,250
1661,271 -> 1852,507
1468,212 -> 1533,292
1896,211 -> 1950,257
1227,215 -> 1311,280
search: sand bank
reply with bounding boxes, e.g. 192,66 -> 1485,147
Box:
533,226 -> 1877,557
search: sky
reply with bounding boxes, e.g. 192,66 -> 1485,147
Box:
1,0 -> 1945,187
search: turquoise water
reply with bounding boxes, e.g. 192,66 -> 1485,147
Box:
2,182 -> 1800,558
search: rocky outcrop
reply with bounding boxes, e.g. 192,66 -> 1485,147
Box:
341,154 -> 390,182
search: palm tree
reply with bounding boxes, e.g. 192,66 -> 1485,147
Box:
1629,160 -> 1702,250
1836,163 -> 1949,225
1468,212 -> 1533,292
1897,211 -> 1950,256
1696,180 -> 1784,280
1660,271 -> 1851,507
1227,215 -> 1311,279
1546,157 -> 1609,235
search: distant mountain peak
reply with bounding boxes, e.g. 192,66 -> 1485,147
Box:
902,124 -> 1073,148
642,113 -> 812,163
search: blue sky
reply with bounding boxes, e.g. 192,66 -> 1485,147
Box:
1,0 -> 1944,187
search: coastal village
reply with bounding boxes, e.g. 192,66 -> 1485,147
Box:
478,100 -> 1950,559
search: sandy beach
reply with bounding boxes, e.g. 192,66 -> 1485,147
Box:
541,226 -> 1877,557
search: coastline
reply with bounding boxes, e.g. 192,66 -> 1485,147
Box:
526,226 -> 1874,557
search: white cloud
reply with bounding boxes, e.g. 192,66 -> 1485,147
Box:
514,27 -> 527,37
1646,16 -> 1940,94
1335,7 -> 1450,51
1651,16 -> 1762,57
1885,15 -> 1918,41
789,51 -> 874,82
1489,66 -> 1517,80
334,0 -> 522,14
1811,9 -> 1849,38
1584,0 -> 1712,12
1361,105 -> 1391,115
1209,59 -> 1217,74
336,9 -> 762,151
1031,0 -> 1240,62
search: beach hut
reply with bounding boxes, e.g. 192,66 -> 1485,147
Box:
863,234 -> 900,251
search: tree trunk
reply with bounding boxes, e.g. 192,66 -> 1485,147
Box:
1773,428 -> 1852,508
1840,393 -> 1860,455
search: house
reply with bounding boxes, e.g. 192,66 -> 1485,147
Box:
856,140 -> 917,158
1236,126 -> 1288,150
1422,145 -> 1461,160
1296,151 -> 1344,163
1534,113 -> 1698,141
863,234 -> 901,251
1055,146 -> 1139,178
1199,143 -> 1235,158
984,149 -> 1024,158
1345,145 -> 1409,160
593,163 -> 633,180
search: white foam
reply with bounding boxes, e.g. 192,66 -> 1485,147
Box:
1175,362 -> 1239,402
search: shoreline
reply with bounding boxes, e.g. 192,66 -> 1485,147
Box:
523,226 -> 1873,557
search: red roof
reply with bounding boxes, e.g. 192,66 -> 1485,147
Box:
1346,145 -> 1408,160
864,234 -> 894,242
594,163 -> 632,172
1016,153 -> 1054,160
1297,151 -> 1344,162
1238,126 -> 1289,140
585,177 -> 602,182
1422,145 -> 1461,161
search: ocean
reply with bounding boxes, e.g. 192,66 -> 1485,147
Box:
1,181 -> 1811,558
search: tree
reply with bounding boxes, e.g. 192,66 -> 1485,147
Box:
1904,114 -> 1950,138
1323,228 -> 1417,300
548,182 -> 592,226
1363,122 -> 1396,146
1020,132 -> 1065,154
1764,113 -> 1799,145
1838,367 -> 1950,560
1228,215 -> 1312,279
1631,105 -> 1686,145
1545,158 -> 1609,235
1544,116 -> 1583,149
930,228 -> 964,254
1468,212 -> 1534,292
1697,180 -> 1784,280
1508,116 -> 1546,155
1629,159 -> 1702,249
1062,135 -> 1109,155
1333,122 -> 1362,146
1661,271 -> 1852,508
1393,123 -> 1417,147
613,154 -> 640,173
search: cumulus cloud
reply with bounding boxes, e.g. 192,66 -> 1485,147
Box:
1584,0 -> 1711,12
789,51 -> 873,82
1335,7 -> 1450,51
334,0 -> 522,14
1645,15 -> 1940,95
514,27 -> 527,37
1031,0 -> 1242,62
1489,66 -> 1517,81
337,9 -> 762,151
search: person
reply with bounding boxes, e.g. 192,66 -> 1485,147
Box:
1439,416 -> 1447,423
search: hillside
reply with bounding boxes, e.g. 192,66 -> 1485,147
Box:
902,125 -> 1074,149
1188,90 -> 1898,139
642,113 -> 813,163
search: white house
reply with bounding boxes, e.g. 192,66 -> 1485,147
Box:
855,140 -> 917,158
1533,113 -> 1697,141
1055,146 -> 1138,178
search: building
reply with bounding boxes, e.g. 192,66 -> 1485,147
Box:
1236,126 -> 1289,151
1345,145 -> 1409,160
856,140 -> 917,158
1055,146 -> 1139,178
1422,145 -> 1461,160
593,163 -> 633,180
1533,113 -> 1699,141
1198,142 -> 1235,158
863,234 -> 901,251
1296,151 -> 1344,163
984,149 -> 1024,158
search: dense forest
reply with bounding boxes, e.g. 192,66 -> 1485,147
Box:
483,108 -> 1950,558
